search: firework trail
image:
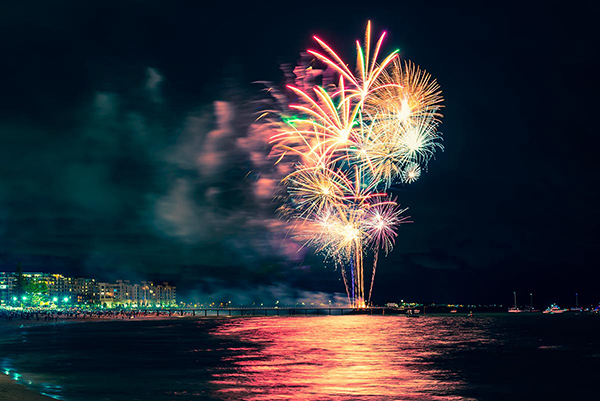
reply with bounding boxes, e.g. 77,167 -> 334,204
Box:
266,21 -> 443,307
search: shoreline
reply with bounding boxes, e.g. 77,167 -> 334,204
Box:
0,314 -> 194,401
0,313 -> 226,338
0,373 -> 56,401
0,310 -> 582,332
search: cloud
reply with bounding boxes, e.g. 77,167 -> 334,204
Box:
152,97 -> 305,267
146,67 -> 163,103
196,101 -> 233,176
254,177 -> 276,200
154,178 -> 205,243
181,279 -> 348,306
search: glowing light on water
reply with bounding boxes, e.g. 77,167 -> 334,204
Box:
211,316 -> 473,400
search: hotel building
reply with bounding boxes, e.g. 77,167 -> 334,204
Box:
0,272 -> 176,307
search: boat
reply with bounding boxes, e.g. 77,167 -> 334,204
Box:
508,292 -> 524,312
405,309 -> 420,317
543,304 -> 568,314
570,293 -> 582,312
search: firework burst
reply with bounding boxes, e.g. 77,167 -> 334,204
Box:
267,22 -> 444,307
402,162 -> 422,183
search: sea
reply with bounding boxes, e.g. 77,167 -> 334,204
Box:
1,314 -> 599,401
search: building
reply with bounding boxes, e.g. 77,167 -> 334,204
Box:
73,278 -> 99,305
0,272 -> 176,307
97,280 -> 177,307
45,274 -> 71,301
98,282 -> 116,307
156,282 -> 177,306
0,272 -> 15,305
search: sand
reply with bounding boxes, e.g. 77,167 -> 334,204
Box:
0,373 -> 55,401
0,320 -> 62,400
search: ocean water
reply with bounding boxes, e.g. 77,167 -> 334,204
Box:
1,314 -> 599,400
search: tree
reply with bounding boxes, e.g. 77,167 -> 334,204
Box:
22,279 -> 49,305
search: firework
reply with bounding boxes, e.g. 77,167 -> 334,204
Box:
267,22 -> 443,307
363,198 -> 410,255
402,162 -> 422,183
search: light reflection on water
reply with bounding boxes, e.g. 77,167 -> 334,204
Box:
2,314 -> 599,400
2,359 -> 64,400
210,316 -> 491,400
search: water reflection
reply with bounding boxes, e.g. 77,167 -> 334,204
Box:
210,316 -> 491,400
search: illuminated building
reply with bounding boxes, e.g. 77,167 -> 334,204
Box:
73,278 -> 99,305
0,272 -> 15,305
0,272 -> 176,307
155,282 -> 177,306
98,282 -> 116,307
98,280 -> 176,307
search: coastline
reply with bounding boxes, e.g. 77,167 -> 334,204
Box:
0,314 -> 194,401
0,373 -> 56,401
0,318 -> 90,401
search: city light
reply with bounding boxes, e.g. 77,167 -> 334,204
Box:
0,272 -> 177,308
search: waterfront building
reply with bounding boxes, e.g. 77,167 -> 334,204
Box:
139,281 -> 154,306
156,282 -> 177,306
0,272 -> 176,307
114,279 -> 133,305
98,280 -> 176,307
74,278 -> 99,304
98,282 -> 116,307
0,272 -> 15,305
45,274 -> 72,300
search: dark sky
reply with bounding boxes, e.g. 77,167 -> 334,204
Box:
1,1 -> 598,307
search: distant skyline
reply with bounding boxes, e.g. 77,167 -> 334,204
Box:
1,1 -> 598,307
0,268 -> 590,308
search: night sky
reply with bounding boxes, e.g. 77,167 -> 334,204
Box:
1,1 -> 598,307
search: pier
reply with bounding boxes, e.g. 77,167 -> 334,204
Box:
146,307 -> 396,317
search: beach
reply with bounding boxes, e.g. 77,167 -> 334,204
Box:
0,313 -> 189,401
0,318 -> 83,401
0,372 -> 55,401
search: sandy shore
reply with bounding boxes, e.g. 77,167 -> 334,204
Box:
0,373 -> 55,401
0,314 -> 196,401
0,319 -> 81,401
0,312 -> 199,328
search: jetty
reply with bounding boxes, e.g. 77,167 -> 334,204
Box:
146,306 -> 398,317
